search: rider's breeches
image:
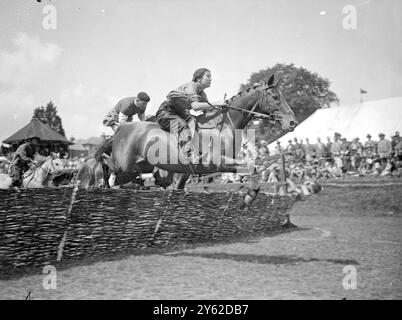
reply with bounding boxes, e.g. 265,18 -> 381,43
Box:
156,110 -> 191,146
8,164 -> 23,187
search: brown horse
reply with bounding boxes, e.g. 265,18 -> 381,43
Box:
108,74 -> 297,189
73,154 -> 110,189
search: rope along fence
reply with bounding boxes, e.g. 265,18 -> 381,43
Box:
0,188 -> 296,271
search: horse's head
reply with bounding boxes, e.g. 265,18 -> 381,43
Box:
260,74 -> 298,131
44,153 -> 64,174
228,74 -> 298,132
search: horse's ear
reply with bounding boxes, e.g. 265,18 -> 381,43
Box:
50,152 -> 60,159
267,74 -> 275,87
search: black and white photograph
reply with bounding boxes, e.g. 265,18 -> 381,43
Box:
0,0 -> 401,302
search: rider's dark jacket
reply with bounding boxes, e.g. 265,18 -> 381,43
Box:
103,96 -> 145,128
10,142 -> 36,169
156,81 -> 209,131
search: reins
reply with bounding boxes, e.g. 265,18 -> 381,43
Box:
209,87 -> 277,134
24,159 -> 57,187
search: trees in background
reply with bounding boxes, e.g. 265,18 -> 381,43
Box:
32,101 -> 66,137
240,63 -> 339,143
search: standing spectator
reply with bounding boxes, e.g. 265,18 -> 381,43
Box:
331,134 -> 341,155
364,134 -> 377,157
315,137 -> 326,165
395,139 -> 402,161
325,136 -> 332,160
349,137 -> 363,171
350,138 -> 363,155
340,137 -> 351,172
377,133 -> 392,160
304,138 -> 315,164
285,140 -> 293,155
273,141 -> 283,155
364,134 -> 377,170
331,135 -> 342,170
391,131 -> 401,153
340,137 -> 350,154
295,139 -> 305,161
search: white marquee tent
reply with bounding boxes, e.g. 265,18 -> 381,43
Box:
270,97 -> 402,149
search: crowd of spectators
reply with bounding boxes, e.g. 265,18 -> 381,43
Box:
275,131 -> 402,180
212,131 -> 402,185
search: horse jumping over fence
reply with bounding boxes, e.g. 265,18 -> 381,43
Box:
106,74 -> 297,189
72,154 -> 110,189
0,154 -> 64,189
88,74 -> 297,190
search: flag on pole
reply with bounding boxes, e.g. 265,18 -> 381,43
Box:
360,88 -> 367,103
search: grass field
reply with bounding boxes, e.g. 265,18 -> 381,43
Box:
0,178 -> 401,299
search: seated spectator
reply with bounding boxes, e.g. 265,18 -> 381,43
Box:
380,158 -> 394,177
327,161 -> 343,178
372,160 -> 383,176
357,156 -> 370,175
289,161 -> 305,181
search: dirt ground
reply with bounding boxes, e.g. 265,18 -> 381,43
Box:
0,183 -> 401,300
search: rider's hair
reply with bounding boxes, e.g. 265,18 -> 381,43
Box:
137,92 -> 150,102
192,68 -> 210,83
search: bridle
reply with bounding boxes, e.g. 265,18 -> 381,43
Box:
220,85 -> 281,131
25,158 -> 58,186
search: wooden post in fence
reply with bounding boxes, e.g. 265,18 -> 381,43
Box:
279,152 -> 287,195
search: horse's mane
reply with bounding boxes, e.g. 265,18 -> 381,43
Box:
226,82 -> 268,105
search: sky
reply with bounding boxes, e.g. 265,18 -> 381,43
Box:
0,0 -> 401,140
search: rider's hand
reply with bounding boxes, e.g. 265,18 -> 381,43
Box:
217,104 -> 229,112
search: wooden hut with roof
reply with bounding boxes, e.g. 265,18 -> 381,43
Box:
3,119 -> 73,156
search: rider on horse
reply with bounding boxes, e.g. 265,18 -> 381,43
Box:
99,92 -> 151,156
156,68 -> 220,163
8,137 -> 40,188
103,92 -> 151,132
